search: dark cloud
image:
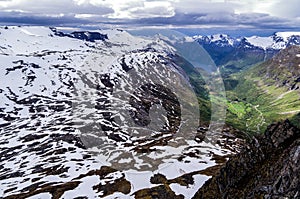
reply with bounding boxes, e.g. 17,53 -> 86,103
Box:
0,0 -> 299,33
194,12 -> 294,29
129,13 -> 204,26
124,11 -> 299,31
0,11 -> 90,26
3,0 -> 113,16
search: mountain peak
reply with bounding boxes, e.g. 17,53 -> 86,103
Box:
194,33 -> 235,47
210,33 -> 230,40
195,31 -> 300,50
274,31 -> 300,41
244,35 -> 274,50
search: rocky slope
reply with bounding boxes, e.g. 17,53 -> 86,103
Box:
193,119 -> 300,199
0,26 -> 242,198
253,45 -> 300,90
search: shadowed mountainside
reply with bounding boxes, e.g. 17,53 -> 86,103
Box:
193,119 -> 300,198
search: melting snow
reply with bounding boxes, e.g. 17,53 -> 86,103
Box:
0,26 -> 243,198
170,175 -> 210,199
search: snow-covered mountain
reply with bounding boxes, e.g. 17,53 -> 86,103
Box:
193,34 -> 236,47
193,32 -> 300,76
194,32 -> 300,50
0,26 -> 242,198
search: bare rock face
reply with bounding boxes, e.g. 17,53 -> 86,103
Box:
193,120 -> 300,199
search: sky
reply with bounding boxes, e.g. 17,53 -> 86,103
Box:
0,0 -> 299,36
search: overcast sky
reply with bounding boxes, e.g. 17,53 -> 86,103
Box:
0,0 -> 299,35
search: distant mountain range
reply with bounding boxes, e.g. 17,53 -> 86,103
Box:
194,32 -> 300,50
194,32 -> 300,76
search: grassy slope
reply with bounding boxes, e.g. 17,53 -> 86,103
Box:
225,46 -> 300,134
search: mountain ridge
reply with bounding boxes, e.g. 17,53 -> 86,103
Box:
193,119 -> 300,198
0,26 -> 242,198
193,32 -> 300,50
194,32 -> 300,76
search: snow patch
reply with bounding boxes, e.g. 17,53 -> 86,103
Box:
27,193 -> 52,199
169,175 -> 210,199
245,36 -> 273,50
275,32 -> 300,41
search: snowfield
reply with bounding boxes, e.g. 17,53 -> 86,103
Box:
0,26 -> 243,198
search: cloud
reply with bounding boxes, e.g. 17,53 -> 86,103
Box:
94,0 -> 175,19
0,0 -> 299,31
196,12 -> 236,24
126,1 -> 175,18
0,0 -> 113,16
0,11 -> 90,25
128,11 -> 298,30
270,0 -> 300,18
195,12 -> 291,27
173,1 -> 235,14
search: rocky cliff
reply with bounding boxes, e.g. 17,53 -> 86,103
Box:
193,120 -> 300,198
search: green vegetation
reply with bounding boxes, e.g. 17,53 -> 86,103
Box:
182,46 -> 300,135
174,54 -> 212,124
225,55 -> 300,134
290,113 -> 300,128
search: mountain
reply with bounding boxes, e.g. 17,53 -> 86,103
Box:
50,27 -> 108,42
252,45 -> 300,89
0,26 -> 243,198
226,45 -> 300,133
193,120 -> 300,198
194,32 -> 300,76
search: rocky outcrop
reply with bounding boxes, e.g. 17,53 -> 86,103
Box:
50,27 -> 108,42
193,120 -> 300,198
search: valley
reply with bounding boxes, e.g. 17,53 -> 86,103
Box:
225,45 -> 300,133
